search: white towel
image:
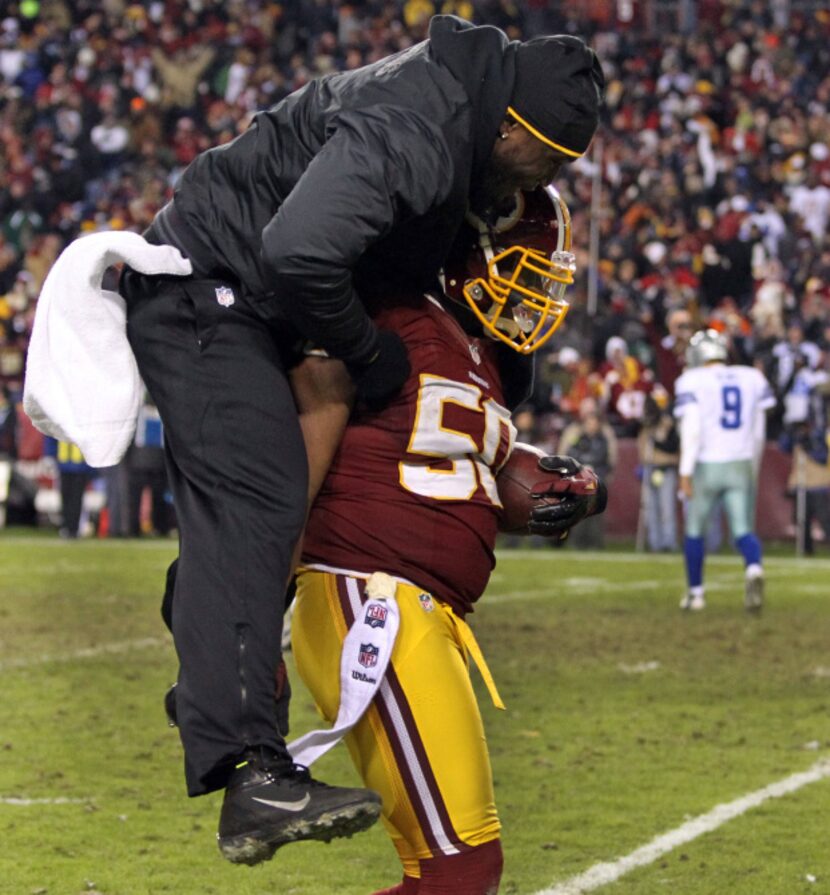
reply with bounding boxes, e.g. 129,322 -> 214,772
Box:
288,572 -> 400,767
23,230 -> 192,468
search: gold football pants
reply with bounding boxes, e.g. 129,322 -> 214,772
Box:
292,569 -> 501,877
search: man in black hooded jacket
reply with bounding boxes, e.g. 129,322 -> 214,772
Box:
121,14 -> 603,866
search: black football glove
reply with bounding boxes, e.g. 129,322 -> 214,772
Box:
527,455 -> 608,539
536,455 -> 583,477
349,329 -> 411,409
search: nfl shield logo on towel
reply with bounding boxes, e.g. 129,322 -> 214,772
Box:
215,286 -> 235,307
358,643 -> 379,668
365,604 -> 388,629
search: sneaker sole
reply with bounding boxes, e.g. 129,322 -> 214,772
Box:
218,798 -> 382,866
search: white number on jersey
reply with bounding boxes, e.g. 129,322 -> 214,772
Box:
674,365 -> 776,463
399,374 -> 516,503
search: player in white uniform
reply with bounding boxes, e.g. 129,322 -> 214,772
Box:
674,330 -> 776,611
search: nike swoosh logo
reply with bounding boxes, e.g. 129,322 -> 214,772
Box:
251,793 -> 311,812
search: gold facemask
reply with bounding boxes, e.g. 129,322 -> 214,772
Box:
461,187 -> 575,354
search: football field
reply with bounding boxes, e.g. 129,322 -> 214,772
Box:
1,534 -> 829,894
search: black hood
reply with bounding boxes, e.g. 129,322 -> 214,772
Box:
428,16 -> 517,194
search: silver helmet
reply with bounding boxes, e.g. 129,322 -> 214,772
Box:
686,329 -> 729,368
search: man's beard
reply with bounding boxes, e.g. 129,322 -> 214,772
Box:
470,154 -> 519,223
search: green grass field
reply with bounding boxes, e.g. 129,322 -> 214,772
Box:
1,534 -> 829,895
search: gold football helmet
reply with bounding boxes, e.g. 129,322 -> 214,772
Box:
443,185 -> 575,354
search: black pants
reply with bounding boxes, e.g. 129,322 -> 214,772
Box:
59,470 -> 91,536
796,489 -> 830,554
127,449 -> 171,536
123,270 -> 308,796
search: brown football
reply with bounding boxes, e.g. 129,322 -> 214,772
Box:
496,443 -> 565,535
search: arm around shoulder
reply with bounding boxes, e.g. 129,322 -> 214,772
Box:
261,108 -> 454,368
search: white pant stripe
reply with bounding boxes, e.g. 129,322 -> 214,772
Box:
344,577 -> 460,856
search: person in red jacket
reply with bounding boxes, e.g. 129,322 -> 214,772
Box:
598,335 -> 654,436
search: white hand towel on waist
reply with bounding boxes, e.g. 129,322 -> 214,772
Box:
23,230 -> 192,467
288,572 -> 400,767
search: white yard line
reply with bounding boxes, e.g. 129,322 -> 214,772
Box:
534,758 -> 830,895
485,577 -> 747,603
0,796 -> 89,806
0,636 -> 171,672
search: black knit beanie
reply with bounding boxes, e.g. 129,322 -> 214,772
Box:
508,35 -> 605,158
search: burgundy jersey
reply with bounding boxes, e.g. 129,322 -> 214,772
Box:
301,295 -> 516,617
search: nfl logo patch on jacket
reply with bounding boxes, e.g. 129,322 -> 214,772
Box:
215,286 -> 235,307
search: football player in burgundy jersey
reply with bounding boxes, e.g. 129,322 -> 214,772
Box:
290,187 -> 606,895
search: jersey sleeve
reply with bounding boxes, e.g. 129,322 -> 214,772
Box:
673,373 -> 697,419
678,399 -> 702,477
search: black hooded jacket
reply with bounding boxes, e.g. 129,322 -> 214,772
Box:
155,17 -> 519,367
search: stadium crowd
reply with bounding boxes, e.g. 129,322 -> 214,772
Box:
0,0 -> 828,542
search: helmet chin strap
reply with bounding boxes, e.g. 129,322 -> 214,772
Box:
471,220 -> 524,337
474,217 -> 497,267
472,219 -> 519,336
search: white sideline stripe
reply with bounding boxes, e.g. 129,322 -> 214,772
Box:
534,758 -> 830,895
1,796 -> 88,806
0,636 -> 170,672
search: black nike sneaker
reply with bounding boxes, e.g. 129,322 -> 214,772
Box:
217,746 -> 382,865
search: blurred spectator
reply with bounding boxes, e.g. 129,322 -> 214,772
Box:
512,404 -> 537,446
558,347 -> 604,418
558,400 -> 617,549
637,391 -> 680,553
789,169 -> 830,246
773,320 -> 823,419
0,383 -> 15,526
706,297 -> 754,364
43,437 -> 95,539
127,394 -> 171,537
90,112 -> 130,172
533,345 -> 578,416
646,306 -> 694,397
801,277 -> 830,346
598,335 -> 654,436
150,44 -> 216,113
101,459 -> 130,538
750,258 -> 791,347
780,380 -> 830,555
